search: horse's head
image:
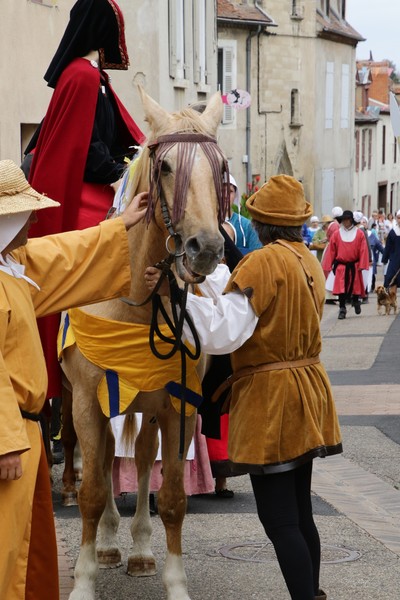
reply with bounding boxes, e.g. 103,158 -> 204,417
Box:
139,87 -> 229,283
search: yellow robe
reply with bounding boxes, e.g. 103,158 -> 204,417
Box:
0,218 -> 130,600
224,242 -> 342,473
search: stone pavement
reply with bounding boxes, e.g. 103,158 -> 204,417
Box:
55,283 -> 400,599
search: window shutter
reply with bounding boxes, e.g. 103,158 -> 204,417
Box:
325,62 -> 334,129
223,46 -> 234,124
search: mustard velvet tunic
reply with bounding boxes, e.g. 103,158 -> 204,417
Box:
224,242 -> 342,474
0,218 -> 130,600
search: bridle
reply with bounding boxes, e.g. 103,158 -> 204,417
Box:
120,132 -> 230,458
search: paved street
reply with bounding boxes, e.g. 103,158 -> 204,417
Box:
54,271 -> 400,599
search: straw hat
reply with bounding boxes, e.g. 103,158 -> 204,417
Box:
0,159 -> 60,216
320,215 -> 333,224
246,175 -> 312,226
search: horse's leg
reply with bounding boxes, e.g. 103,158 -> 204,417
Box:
97,423 -> 122,568
69,386 -> 109,600
158,405 -> 197,600
127,413 -> 159,576
61,385 -> 78,506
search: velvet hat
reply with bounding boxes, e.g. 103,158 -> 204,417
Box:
246,175 -> 312,226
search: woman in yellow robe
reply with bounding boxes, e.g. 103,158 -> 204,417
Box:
0,159 -> 147,600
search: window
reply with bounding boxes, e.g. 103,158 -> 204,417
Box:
340,64 -> 349,128
361,129 -> 367,171
169,0 -> 186,80
368,129 -> 372,169
193,0 -> 206,84
320,0 -> 330,14
355,130 -> 360,173
218,40 -> 237,125
290,89 -> 301,125
325,62 -> 334,129
382,125 -> 386,165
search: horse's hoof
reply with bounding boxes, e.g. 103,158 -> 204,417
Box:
127,556 -> 157,577
62,491 -> 78,507
97,548 -> 122,568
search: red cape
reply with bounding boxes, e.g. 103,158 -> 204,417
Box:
29,57 -> 145,236
28,58 -> 144,398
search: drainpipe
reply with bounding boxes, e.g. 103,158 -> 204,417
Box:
246,26 -> 261,185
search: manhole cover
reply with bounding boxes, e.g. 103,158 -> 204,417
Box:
210,542 -> 361,564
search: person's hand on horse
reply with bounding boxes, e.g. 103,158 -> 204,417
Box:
0,451 -> 23,480
120,191 -> 149,230
144,266 -> 170,296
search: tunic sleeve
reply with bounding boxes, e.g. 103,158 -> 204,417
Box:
14,218 -> 131,318
0,301 -> 30,456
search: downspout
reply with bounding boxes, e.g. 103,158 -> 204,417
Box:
246,26 -> 261,185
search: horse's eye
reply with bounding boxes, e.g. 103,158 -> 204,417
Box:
161,160 -> 171,174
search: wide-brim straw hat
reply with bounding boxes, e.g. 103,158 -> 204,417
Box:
0,159 -> 60,215
246,175 -> 312,226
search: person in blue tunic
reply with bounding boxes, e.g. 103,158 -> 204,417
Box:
225,175 -> 262,255
382,209 -> 400,292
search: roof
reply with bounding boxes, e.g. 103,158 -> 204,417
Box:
317,6 -> 364,46
355,109 -> 379,124
217,0 -> 275,29
357,60 -> 394,107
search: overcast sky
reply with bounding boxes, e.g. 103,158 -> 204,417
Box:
346,0 -> 400,71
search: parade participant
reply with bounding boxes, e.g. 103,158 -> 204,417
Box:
24,0 -> 145,403
0,159 -> 148,600
309,215 -> 332,262
382,209 -> 400,294
327,210 -> 370,319
145,175 -> 342,600
226,174 -> 262,254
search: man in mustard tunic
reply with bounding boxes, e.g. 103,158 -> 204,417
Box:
0,160 -> 147,600
146,175 -> 342,600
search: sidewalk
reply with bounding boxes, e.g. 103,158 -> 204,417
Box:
55,289 -> 400,599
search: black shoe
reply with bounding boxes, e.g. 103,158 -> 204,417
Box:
325,299 -> 337,305
353,301 -> 361,314
338,308 -> 346,319
52,439 -> 64,465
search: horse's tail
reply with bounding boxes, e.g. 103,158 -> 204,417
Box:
121,414 -> 137,455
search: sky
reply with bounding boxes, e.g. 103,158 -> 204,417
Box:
346,0 -> 400,72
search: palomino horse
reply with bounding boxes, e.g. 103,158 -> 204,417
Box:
60,87 -> 228,600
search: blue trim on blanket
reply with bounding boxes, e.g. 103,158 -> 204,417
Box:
61,313 -> 70,349
165,381 -> 204,408
106,370 -> 120,417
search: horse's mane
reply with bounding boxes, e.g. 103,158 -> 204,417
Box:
124,105 -> 229,225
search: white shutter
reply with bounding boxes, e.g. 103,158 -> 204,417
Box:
325,61 -> 334,129
341,63 -> 350,129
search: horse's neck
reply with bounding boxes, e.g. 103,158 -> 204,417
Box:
82,200 -> 168,325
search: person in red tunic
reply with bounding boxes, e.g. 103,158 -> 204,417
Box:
328,210 -> 370,319
23,0 -> 145,420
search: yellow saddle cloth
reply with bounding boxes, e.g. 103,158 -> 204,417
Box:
58,308 -> 201,418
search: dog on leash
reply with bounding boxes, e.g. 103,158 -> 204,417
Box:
375,285 -> 398,315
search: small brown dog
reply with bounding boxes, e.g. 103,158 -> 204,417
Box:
376,285 -> 398,315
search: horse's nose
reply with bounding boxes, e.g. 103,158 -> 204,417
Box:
185,232 -> 224,262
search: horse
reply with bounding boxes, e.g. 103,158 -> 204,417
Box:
59,86 -> 229,600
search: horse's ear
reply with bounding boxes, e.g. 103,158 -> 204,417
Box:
137,85 -> 171,134
200,91 -> 223,134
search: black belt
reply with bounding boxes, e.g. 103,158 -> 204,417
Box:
20,409 -> 41,422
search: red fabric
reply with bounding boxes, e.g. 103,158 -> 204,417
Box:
206,414 -> 229,462
29,57 -> 144,237
28,57 -> 145,397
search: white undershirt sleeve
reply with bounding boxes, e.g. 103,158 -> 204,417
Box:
182,265 -> 258,354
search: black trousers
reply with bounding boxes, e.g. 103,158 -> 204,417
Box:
250,461 -> 320,600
